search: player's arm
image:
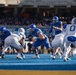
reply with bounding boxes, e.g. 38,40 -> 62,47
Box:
64,25 -> 68,37
53,22 -> 63,31
53,25 -> 62,30
19,35 -> 26,47
19,37 -> 24,44
37,32 -> 45,40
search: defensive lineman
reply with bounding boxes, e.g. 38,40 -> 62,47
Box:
1,27 -> 26,60
64,18 -> 76,61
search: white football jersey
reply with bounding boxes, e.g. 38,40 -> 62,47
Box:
11,31 -> 26,41
65,24 -> 76,36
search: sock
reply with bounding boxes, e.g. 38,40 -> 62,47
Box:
0,51 -> 2,56
34,49 -> 38,56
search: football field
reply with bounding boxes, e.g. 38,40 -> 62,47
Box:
0,54 -> 76,70
0,54 -> 76,75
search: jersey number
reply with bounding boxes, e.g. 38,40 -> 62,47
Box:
70,25 -> 75,31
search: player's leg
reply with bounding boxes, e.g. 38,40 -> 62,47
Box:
11,39 -> 25,60
63,36 -> 76,61
63,41 -> 71,61
70,42 -> 76,56
52,37 -> 62,59
52,47 -> 63,60
43,37 -> 53,56
0,47 -> 2,58
0,40 -> 3,58
1,39 -> 9,59
16,48 -> 25,60
31,39 -> 42,58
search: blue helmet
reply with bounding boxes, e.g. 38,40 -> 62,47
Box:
0,26 -> 7,32
71,18 -> 76,24
52,16 -> 59,22
29,24 -> 36,29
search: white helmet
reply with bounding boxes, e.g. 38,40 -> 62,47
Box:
18,28 -> 25,33
71,18 -> 76,24
19,32 -> 26,39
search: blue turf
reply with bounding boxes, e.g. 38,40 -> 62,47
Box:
0,54 -> 76,70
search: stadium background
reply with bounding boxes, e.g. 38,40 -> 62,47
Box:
0,0 -> 76,75
0,0 -> 76,36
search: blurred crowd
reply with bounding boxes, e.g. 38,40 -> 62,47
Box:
0,12 -> 74,26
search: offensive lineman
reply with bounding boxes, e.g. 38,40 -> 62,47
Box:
0,26 -> 11,57
51,24 -> 67,59
49,16 -> 63,39
29,24 -> 52,58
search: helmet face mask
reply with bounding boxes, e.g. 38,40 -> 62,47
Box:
71,18 -> 76,24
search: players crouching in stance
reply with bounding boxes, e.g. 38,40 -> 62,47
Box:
1,27 -> 26,60
63,18 -> 76,61
29,24 -> 53,58
0,26 -> 11,57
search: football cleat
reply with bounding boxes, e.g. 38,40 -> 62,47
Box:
33,55 -> 40,58
52,55 -> 56,60
1,54 -> 4,59
16,53 -> 23,60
